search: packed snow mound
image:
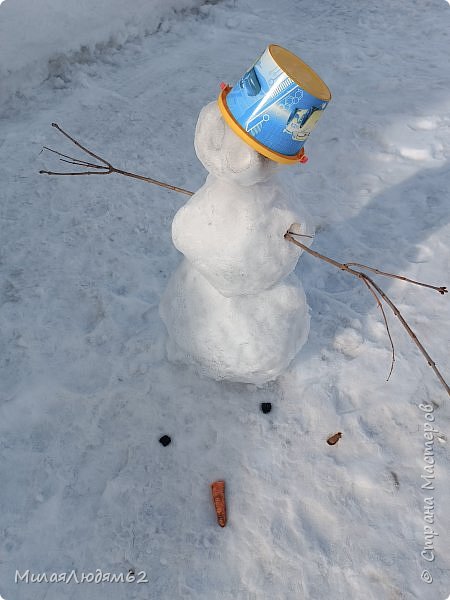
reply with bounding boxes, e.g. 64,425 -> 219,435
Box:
173,100 -> 314,296
194,101 -> 279,186
172,175 -> 312,296
159,260 -> 310,385
0,0 -> 203,103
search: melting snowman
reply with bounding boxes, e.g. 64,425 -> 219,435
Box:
160,45 -> 331,385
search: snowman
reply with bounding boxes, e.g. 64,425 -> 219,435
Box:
160,45 -> 331,385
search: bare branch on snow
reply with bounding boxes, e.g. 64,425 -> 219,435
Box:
285,231 -> 449,397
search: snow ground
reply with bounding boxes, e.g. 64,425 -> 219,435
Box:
0,0 -> 205,103
1,0 -> 450,599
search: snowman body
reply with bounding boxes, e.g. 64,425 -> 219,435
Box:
160,101 -> 313,385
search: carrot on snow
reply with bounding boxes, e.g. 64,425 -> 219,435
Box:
211,480 -> 227,528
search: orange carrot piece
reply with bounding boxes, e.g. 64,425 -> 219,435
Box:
211,480 -> 227,527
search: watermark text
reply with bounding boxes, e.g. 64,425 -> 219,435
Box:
15,569 -> 148,584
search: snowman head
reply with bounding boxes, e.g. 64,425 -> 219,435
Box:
194,101 -> 278,186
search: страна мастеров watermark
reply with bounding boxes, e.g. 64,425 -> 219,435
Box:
419,402 -> 441,586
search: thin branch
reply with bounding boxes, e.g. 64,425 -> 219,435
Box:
361,276 -> 395,380
344,261 -> 447,295
286,229 -> 314,239
39,169 -> 111,176
42,145 -> 102,168
368,276 -> 450,397
50,122 -> 111,166
288,231 -> 446,297
59,158 -> 107,169
285,232 -> 450,397
40,123 -> 194,197
111,167 -> 194,196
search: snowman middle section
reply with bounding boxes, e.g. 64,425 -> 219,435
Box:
172,175 -> 304,296
159,101 -> 313,385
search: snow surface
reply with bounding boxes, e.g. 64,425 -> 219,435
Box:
0,0 -> 204,103
1,0 -> 450,599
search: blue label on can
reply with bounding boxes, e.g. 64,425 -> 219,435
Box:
225,47 -> 328,156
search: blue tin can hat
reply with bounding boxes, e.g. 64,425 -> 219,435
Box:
218,45 -> 331,164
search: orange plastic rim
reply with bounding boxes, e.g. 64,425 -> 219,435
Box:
217,86 -> 305,165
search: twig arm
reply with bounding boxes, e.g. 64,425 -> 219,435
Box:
285,232 -> 450,397
112,168 -> 193,196
40,124 -> 195,197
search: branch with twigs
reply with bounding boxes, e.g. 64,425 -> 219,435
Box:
38,123 -> 449,396
39,123 -> 194,197
285,231 -> 449,397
